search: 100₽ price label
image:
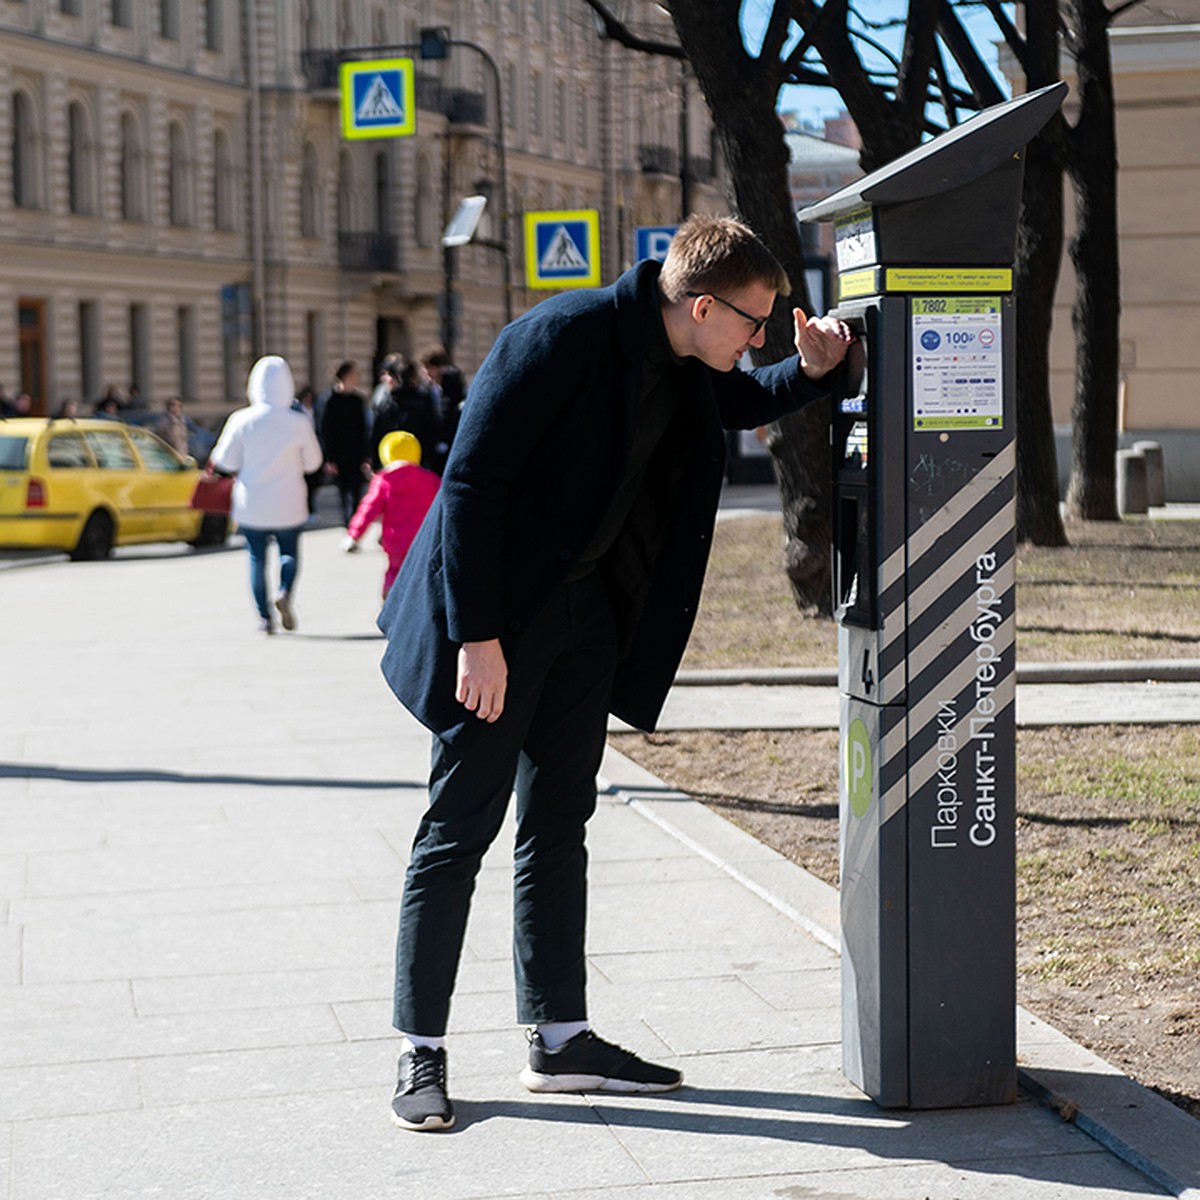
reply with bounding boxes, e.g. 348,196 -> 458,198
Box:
911,297 -> 1004,431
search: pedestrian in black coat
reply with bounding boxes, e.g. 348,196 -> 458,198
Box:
371,362 -> 436,470
378,215 -> 853,1133
319,360 -> 369,526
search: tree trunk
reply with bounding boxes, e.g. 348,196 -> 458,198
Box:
1014,6 -> 1069,546
671,1 -> 833,612
1063,0 -> 1121,519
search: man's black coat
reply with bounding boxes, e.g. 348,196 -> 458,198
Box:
378,260 -> 828,742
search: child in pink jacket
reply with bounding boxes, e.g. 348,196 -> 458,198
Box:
343,431 -> 440,598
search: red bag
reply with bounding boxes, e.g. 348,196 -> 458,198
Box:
190,470 -> 233,515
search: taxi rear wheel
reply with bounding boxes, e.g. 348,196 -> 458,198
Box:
71,510 -> 115,561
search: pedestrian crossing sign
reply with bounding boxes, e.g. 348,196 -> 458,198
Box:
524,210 -> 601,289
339,58 -> 416,140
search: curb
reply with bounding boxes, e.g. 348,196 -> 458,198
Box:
600,744 -> 1200,1200
675,660 -> 1200,687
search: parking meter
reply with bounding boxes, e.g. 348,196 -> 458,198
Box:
797,83 -> 1066,1109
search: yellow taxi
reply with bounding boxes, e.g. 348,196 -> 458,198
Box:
0,417 -> 228,560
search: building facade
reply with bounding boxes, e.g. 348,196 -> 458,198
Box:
1002,10 -> 1200,497
0,0 -> 724,422
1050,20 -> 1200,444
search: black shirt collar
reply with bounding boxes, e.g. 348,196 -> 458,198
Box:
643,279 -> 684,372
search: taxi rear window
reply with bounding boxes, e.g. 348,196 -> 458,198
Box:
85,430 -> 137,469
0,436 -> 29,471
47,433 -> 93,468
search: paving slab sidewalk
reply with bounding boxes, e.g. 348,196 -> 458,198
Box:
1,525 -> 1197,1199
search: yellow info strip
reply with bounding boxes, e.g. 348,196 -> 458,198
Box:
838,268 -> 881,299
838,266 -> 1014,300
885,267 -> 1013,293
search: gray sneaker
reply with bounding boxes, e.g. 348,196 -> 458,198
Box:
274,592 -> 296,631
391,1046 -> 455,1131
520,1031 -> 683,1094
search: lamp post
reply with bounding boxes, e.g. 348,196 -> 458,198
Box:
340,30 -> 513,358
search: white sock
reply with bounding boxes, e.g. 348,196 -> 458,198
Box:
400,1034 -> 446,1053
536,1020 -> 590,1050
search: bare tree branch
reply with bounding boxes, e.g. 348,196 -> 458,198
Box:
897,0 -> 941,124
761,0 -> 795,69
938,0 -> 1007,107
932,38 -> 960,126
1107,0 -> 1146,19
976,0 -> 1030,74
578,0 -> 683,58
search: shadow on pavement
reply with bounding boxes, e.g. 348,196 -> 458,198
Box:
0,761 -> 425,791
296,631 -> 386,642
446,1092 -> 1165,1192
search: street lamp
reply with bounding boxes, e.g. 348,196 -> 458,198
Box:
340,31 -> 513,360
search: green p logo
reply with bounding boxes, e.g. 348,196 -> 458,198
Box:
845,718 -> 873,818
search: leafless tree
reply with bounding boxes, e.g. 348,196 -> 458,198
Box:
582,1 -> 1134,602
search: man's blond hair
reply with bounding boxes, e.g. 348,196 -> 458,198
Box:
658,214 -> 790,304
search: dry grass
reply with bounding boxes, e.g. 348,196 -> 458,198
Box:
613,512 -> 1200,1115
682,513 -> 1200,669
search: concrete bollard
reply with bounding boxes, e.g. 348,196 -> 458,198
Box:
1117,448 -> 1149,516
1131,440 -> 1166,507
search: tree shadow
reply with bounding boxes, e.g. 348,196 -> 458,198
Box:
0,761 -> 424,791
1021,624 -> 1200,646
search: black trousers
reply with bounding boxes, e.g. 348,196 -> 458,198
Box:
334,471 -> 364,527
393,572 -> 617,1036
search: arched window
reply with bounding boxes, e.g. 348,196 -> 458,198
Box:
300,141 -> 320,238
119,111 -> 144,221
553,79 -> 565,144
203,0 -> 223,52
11,91 -> 39,210
374,151 -> 391,236
414,151 -> 434,247
167,120 -> 191,226
301,0 -> 320,53
213,128 -> 235,231
336,149 -> 353,231
160,0 -> 180,40
67,101 -> 94,215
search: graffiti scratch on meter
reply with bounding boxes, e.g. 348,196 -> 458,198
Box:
910,455 -> 970,500
931,552 -> 1002,850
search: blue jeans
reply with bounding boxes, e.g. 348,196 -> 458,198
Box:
240,525 -> 302,620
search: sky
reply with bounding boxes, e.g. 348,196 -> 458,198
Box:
739,0 -> 1017,128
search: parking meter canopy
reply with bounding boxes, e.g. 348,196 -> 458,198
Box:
797,83 -> 1068,268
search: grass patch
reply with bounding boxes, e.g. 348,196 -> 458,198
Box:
613,513 -> 1200,1116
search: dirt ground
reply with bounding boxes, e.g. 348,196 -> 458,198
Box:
613,513 -> 1200,1118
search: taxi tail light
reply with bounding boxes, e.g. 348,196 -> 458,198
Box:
26,477 -> 47,508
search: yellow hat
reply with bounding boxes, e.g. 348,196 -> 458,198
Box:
379,430 -> 421,465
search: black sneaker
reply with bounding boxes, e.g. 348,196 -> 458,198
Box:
520,1030 -> 683,1094
391,1046 -> 455,1131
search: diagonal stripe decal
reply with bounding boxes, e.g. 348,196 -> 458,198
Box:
907,530 -> 1015,681
906,442 -> 1015,570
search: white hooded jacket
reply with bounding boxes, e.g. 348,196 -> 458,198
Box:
211,356 -> 324,529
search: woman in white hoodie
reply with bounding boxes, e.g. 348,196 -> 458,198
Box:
211,356 -> 324,634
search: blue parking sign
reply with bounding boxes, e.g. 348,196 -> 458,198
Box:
635,225 -> 678,263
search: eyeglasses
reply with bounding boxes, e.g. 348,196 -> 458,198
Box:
685,291 -> 771,337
